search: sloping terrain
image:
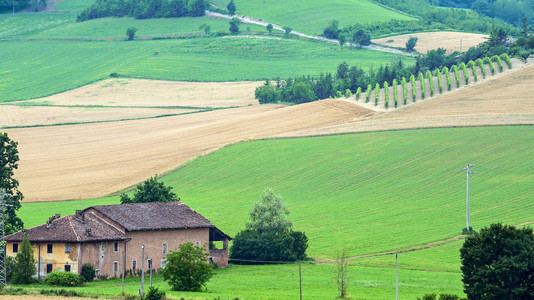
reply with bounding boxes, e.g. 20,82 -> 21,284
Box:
6,100 -> 370,202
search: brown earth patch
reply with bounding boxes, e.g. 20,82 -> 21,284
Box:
373,31 -> 488,54
0,105 -> 197,127
18,79 -> 262,108
5,100 -> 371,202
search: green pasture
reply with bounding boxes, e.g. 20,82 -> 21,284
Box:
53,0 -> 95,12
14,263 -> 463,299
29,16 -> 266,39
0,13 -> 76,39
0,37 -> 406,101
20,126 -> 534,261
211,0 -> 416,35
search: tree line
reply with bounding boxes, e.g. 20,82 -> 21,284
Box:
0,0 -> 46,13
77,0 -> 209,21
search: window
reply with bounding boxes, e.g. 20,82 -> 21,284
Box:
65,244 -> 71,254
195,241 -> 200,246
113,261 -> 119,275
161,259 -> 167,268
100,242 -> 106,251
162,243 -> 168,255
132,260 -> 137,270
47,244 -> 53,254
64,264 -> 71,272
46,264 -> 53,273
114,242 -> 119,252
147,259 -> 152,270
12,243 -> 18,253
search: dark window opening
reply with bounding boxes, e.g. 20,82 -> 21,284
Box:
65,244 -> 71,254
147,259 -> 152,270
13,243 -> 18,253
114,242 -> 119,252
64,264 -> 71,272
47,244 -> 53,254
46,264 -> 53,273
132,260 -> 137,270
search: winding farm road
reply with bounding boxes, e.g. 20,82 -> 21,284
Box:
206,11 -> 414,56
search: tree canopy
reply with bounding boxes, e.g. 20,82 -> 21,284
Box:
12,233 -> 36,284
460,223 -> 534,299
161,242 -> 213,291
0,133 -> 24,235
230,189 -> 308,264
120,176 -> 179,204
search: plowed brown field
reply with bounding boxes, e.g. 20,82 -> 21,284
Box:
5,100 -> 371,202
373,31 -> 488,53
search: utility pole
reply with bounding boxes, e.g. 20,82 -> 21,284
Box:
0,192 -> 13,288
141,245 -> 145,295
461,164 -> 476,231
395,252 -> 398,300
299,262 -> 302,300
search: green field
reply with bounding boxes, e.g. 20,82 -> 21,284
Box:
53,0 -> 94,12
0,13 -> 77,39
0,37 -> 406,101
211,0 -> 416,35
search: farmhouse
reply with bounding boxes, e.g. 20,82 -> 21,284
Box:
5,202 -> 231,278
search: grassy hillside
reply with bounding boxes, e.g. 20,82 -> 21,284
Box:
53,0 -> 94,12
19,126 -> 534,260
211,0 -> 416,35
28,16 -> 266,39
0,13 -> 76,39
0,37 -> 405,101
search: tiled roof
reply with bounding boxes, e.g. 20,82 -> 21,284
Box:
88,202 -> 215,232
6,213 -> 127,243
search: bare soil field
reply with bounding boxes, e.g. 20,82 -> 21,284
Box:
0,105 -> 196,127
372,31 -> 488,53
5,100 -> 371,202
18,79 -> 262,108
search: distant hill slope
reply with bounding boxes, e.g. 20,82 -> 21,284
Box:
210,0 -> 415,35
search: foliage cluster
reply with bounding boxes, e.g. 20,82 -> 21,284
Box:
81,264 -> 96,282
77,0 -> 209,21
461,224 -> 534,299
11,233 -> 36,284
161,242 -> 213,291
0,0 -> 46,13
44,271 -> 84,286
120,176 -> 179,204
230,190 -> 308,264
0,133 -> 24,235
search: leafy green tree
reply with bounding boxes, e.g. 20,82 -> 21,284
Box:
352,29 -> 371,48
338,33 -> 346,48
120,176 -> 179,204
229,17 -> 241,34
226,0 -> 235,15
81,264 -> 96,282
12,233 -> 36,284
199,23 -> 210,35
266,23 -> 273,33
187,0 -> 207,17
460,223 -> 534,299
161,242 -> 213,291
406,36 -> 418,52
323,20 -> 340,39
230,189 -> 308,263
126,27 -> 137,40
255,84 -> 279,104
0,133 -> 24,235
283,26 -> 292,36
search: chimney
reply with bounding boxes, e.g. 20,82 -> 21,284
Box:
85,228 -> 91,236
76,210 -> 85,222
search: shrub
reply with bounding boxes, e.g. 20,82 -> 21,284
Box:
438,294 -> 461,300
401,77 -> 407,105
436,69 -> 443,94
374,83 -> 380,106
126,27 -> 137,41
443,66 -> 451,91
451,65 -> 460,87
392,79 -> 398,108
466,60 -> 474,68
426,70 -> 433,97
81,264 -> 96,282
492,55 -> 504,72
475,59 -> 486,78
355,87 -> 361,100
462,63 -> 469,85
500,53 -> 512,68
344,89 -> 352,97
383,81 -> 389,109
145,287 -> 165,300
365,84 -> 371,103
410,74 -> 416,102
418,72 -> 425,99
44,271 -> 83,287
471,64 -> 477,82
